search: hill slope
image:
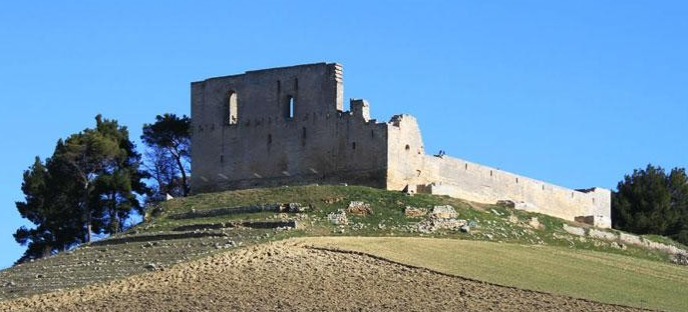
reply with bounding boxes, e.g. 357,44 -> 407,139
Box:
0,241 -> 649,312
302,237 -> 688,312
1,185 -> 686,311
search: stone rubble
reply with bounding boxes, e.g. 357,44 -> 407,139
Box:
416,205 -> 470,233
327,210 -> 349,225
404,206 -> 427,218
431,205 -> 459,219
347,201 -> 373,215
560,224 -> 688,265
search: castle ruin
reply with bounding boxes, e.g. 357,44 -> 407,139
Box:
190,63 -> 611,228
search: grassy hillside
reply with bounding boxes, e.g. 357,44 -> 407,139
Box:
1,185 -> 686,310
301,236 -> 688,312
142,185 -> 675,262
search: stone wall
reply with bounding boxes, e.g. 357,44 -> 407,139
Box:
191,62 -> 612,228
191,63 -> 388,193
407,155 -> 611,227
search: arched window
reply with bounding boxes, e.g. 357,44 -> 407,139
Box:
285,95 -> 295,120
228,91 -> 238,124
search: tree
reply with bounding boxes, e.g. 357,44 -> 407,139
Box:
141,114 -> 191,199
14,115 -> 149,262
612,164 -> 688,245
14,156 -> 83,262
88,116 -> 150,234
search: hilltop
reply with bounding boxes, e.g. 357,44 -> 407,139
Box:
1,185 -> 687,311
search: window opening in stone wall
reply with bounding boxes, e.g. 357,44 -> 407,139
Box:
285,95 -> 295,119
465,163 -> 468,170
490,170 -> 493,177
405,144 -> 410,151
371,130 -> 374,138
542,185 -> 545,191
267,134 -> 272,145
220,155 -> 224,163
352,142 -> 356,150
228,91 -> 238,124
516,178 -> 519,183
592,198 -> 596,204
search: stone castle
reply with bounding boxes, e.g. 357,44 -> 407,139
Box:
190,63 -> 611,228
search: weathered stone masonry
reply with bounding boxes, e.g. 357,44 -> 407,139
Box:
191,62 -> 612,228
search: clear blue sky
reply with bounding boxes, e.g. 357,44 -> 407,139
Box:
1,1 -> 686,268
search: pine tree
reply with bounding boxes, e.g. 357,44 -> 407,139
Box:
14,115 -> 150,262
141,114 -> 191,199
612,164 -> 688,245
14,156 -> 82,262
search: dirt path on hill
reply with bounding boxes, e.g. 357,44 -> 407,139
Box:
0,242 -> 651,312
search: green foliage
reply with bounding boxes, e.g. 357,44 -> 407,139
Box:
13,157 -> 82,263
613,164 -> 688,245
141,114 -> 191,199
14,115 -> 149,262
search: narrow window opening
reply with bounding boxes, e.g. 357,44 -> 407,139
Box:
371,130 -> 374,138
465,163 -> 468,170
592,198 -> 596,204
285,95 -> 295,119
294,77 -> 299,90
571,192 -> 575,198
542,185 -> 545,191
516,178 -> 519,183
405,144 -> 410,151
352,142 -> 356,150
267,134 -> 272,144
220,155 -> 224,163
490,170 -> 493,177
228,91 -> 238,124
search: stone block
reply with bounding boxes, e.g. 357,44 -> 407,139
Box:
588,229 -> 617,241
563,224 -> 585,237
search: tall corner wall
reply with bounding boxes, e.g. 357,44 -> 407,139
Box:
190,63 -> 389,193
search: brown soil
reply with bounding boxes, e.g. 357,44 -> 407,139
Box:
0,242 -> 649,312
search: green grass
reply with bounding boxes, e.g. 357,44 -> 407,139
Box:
132,185 -> 687,310
6,185 -> 687,307
300,236 -> 688,312
140,185 -> 676,262
642,234 -> 688,249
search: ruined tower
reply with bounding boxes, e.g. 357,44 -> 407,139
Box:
191,62 -> 612,228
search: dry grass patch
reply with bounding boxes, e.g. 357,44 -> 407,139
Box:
299,237 -> 688,312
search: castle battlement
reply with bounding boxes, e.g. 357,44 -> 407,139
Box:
190,63 -> 611,228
